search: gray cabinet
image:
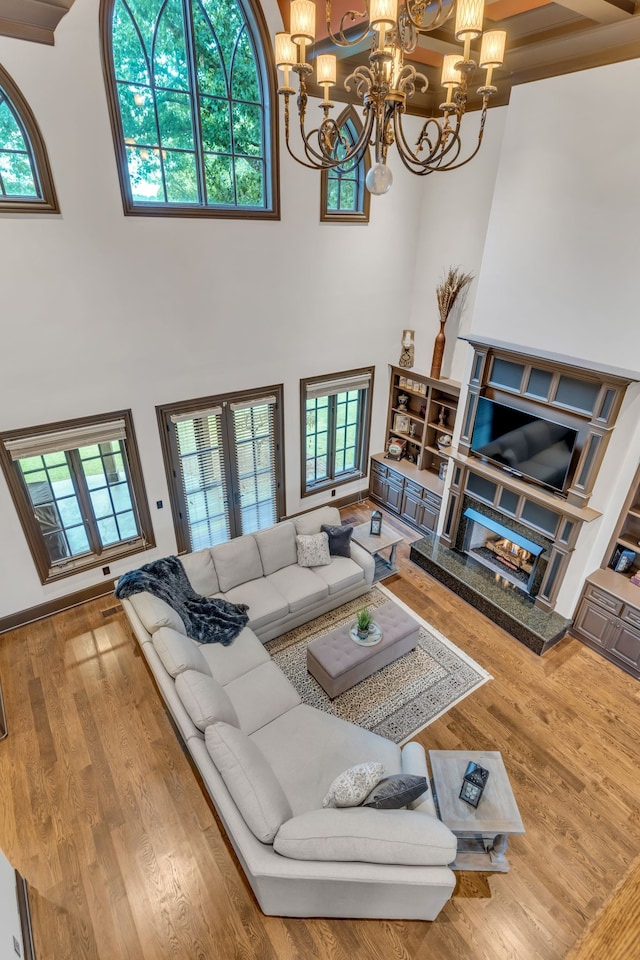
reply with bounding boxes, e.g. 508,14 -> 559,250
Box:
370,458 -> 442,535
572,575 -> 640,678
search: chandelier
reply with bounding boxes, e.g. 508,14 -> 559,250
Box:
274,0 -> 506,194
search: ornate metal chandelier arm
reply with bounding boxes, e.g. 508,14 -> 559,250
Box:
427,103 -> 488,170
392,110 -> 460,173
325,0 -> 372,46
283,93 -> 375,170
402,0 -> 454,35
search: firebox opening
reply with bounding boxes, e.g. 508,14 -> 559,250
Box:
461,508 -> 544,596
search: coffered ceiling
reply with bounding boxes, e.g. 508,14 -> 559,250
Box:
0,0 -> 639,115
276,0 -> 640,113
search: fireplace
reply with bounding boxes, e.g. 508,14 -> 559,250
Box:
460,507 -> 545,597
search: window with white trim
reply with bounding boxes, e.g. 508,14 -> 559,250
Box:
0,411 -> 154,583
301,368 -> 374,496
157,385 -> 284,552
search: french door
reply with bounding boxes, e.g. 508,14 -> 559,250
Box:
158,386 -> 285,553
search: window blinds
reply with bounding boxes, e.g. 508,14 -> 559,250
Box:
4,419 -> 127,461
305,372 -> 371,400
231,397 -> 279,533
173,408 -> 231,550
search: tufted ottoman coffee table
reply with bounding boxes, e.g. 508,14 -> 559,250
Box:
306,600 -> 420,699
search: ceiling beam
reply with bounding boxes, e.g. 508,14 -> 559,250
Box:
0,0 -> 74,44
552,0 -> 634,23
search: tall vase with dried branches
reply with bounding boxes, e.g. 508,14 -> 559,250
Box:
430,267 -> 474,379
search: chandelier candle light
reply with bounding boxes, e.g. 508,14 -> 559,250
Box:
274,0 -> 506,194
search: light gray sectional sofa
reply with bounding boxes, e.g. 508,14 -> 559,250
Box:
119,506 -> 458,920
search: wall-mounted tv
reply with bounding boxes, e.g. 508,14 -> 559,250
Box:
470,396 -> 579,493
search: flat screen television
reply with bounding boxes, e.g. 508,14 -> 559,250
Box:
470,396 -> 579,493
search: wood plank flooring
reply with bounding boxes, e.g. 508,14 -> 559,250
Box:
1,500 -> 639,959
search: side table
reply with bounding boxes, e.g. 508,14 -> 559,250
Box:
351,521 -> 404,582
429,750 -> 525,872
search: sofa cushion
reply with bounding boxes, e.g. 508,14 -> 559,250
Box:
211,536 -> 263,592
311,556 -> 365,595
223,579 -> 289,630
322,762 -> 385,808
265,566 -> 328,614
273,808 -> 457,866
205,722 -> 292,843
180,549 -> 219,596
153,627 -> 212,678
363,774 -> 428,810
253,522 -> 297,576
296,532 -> 331,568
224,661 -> 302,735
321,523 -> 353,558
175,670 -> 239,731
128,592 -> 186,635
293,506 -> 341,537
199,627 -> 270,685
250,704 -> 401,815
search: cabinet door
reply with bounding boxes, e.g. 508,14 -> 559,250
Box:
609,624 -> 640,670
420,504 -> 439,533
370,472 -> 388,503
400,491 -> 423,526
573,601 -> 614,648
386,478 -> 404,513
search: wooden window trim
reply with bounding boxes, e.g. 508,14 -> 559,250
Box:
0,410 -> 154,584
99,0 -> 280,220
320,106 -> 370,225
0,63 -> 59,215
157,384 -> 285,553
300,367 -> 374,498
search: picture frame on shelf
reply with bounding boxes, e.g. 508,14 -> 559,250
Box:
398,376 -> 407,388
416,382 -> 427,396
393,413 -> 410,435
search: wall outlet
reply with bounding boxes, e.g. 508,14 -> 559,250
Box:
156,500 -> 163,509
102,566 -> 110,575
331,489 -> 336,497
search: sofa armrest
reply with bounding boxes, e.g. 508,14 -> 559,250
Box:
273,807 -> 456,866
349,542 -> 375,585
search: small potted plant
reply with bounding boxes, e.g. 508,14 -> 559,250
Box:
355,607 -> 373,640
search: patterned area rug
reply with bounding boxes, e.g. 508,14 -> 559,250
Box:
266,584 -> 491,744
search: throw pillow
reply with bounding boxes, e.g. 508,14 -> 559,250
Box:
296,532 -> 331,568
320,523 -> 353,558
362,774 -> 428,810
322,762 -> 385,808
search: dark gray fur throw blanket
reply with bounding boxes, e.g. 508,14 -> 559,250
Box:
115,556 -> 249,645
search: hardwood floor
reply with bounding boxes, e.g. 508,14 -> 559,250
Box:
1,500 -> 639,959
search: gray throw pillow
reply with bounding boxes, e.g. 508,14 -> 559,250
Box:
321,523 -> 353,558
362,774 -> 428,810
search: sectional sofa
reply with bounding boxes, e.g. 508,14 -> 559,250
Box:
119,506 -> 458,920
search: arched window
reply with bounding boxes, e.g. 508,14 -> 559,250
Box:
320,106 -> 369,224
100,0 -> 278,218
0,64 -> 59,214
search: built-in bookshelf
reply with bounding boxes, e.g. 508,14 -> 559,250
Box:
385,366 -> 460,477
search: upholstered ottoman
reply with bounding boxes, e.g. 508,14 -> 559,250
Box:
306,600 -> 420,699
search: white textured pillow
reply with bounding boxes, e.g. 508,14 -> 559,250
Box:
296,532 -> 331,568
322,762 -> 385,808
174,670 -> 239,731
153,628 -> 211,678
274,808 -> 457,866
205,722 -> 292,843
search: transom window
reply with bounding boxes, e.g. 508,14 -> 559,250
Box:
0,64 -> 59,213
301,369 -> 374,496
0,412 -> 154,583
101,0 -> 278,217
320,106 -> 369,224
158,386 -> 284,552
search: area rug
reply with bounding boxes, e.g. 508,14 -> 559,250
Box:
266,584 -> 491,744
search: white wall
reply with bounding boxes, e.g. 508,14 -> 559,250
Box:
408,106 -> 507,383
0,0 -> 427,617
468,58 -> 640,617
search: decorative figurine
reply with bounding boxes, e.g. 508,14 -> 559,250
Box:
398,329 -> 415,368
397,393 -> 409,412
438,405 -> 448,427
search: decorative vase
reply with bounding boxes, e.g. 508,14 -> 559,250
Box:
357,626 -> 370,640
430,320 -> 446,379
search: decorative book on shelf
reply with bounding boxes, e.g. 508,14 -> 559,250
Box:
630,572 -> 640,587
609,545 -> 637,573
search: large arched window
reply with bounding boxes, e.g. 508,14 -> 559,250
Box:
320,106 -> 369,224
100,0 -> 278,218
0,64 -> 59,214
